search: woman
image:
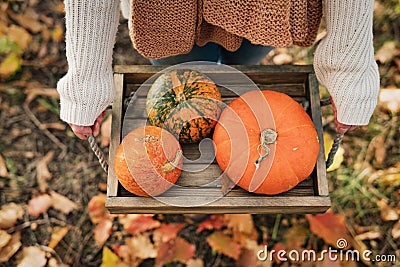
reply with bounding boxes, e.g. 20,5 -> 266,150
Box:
57,0 -> 379,139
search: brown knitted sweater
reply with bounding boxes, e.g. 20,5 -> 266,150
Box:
130,0 -> 322,59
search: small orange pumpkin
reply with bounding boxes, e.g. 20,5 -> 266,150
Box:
114,126 -> 183,197
213,90 -> 320,195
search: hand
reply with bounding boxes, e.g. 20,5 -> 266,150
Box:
69,110 -> 107,140
331,97 -> 357,134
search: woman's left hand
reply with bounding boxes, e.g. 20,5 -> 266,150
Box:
331,97 -> 357,134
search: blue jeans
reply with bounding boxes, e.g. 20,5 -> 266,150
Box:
149,39 -> 274,65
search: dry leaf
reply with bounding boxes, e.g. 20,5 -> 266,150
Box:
0,202 -> 24,229
100,114 -> 112,147
24,88 -> 59,105
186,258 -> 204,267
88,194 -> 109,224
94,219 -> 113,247
16,246 -> 46,267
225,214 -> 258,245
196,215 -> 224,233
306,213 -> 353,248
152,223 -> 185,245
121,214 -> 161,235
155,237 -> 195,267
47,257 -> 70,267
7,25 -> 31,50
100,247 -> 120,267
377,199 -> 399,221
355,230 -> 382,241
50,191 -> 78,214
0,154 -> 8,177
27,194 -> 52,217
36,150 -> 55,192
51,24 -> 64,43
206,231 -> 241,260
7,10 -> 42,33
392,220 -> 400,239
0,230 -> 11,249
114,234 -> 157,265
379,88 -> 400,114
375,41 -> 399,64
0,231 -> 21,263
0,52 -> 22,78
238,241 -> 272,267
324,132 -> 344,172
48,227 -> 69,249
283,224 -> 310,249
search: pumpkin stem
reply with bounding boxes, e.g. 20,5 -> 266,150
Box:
254,129 -> 277,170
161,149 -> 183,173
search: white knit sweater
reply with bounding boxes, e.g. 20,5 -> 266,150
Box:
57,0 -> 379,126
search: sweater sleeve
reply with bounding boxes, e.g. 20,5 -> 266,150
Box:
314,0 -> 380,125
57,0 -> 120,126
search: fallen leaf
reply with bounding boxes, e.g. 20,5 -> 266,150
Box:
225,214 -> 258,245
16,246 -> 46,267
100,114 -> 112,147
36,150 -> 55,192
27,194 -> 52,217
51,24 -> 64,43
375,41 -> 399,64
238,241 -> 272,267
153,223 -> 185,245
273,53 -> 293,65
94,219 -> 113,247
116,234 -> 157,265
0,154 -> 8,177
370,135 -> 387,167
186,258 -> 204,267
0,52 -> 22,79
120,214 -> 161,235
324,132 -> 344,172
392,220 -> 400,239
7,25 -> 31,50
48,227 -> 69,249
306,213 -> 353,248
88,194 -> 109,224
271,242 -> 286,264
196,214 -> 224,233
206,231 -> 241,260
377,199 -> 399,221
155,237 -> 195,267
379,88 -> 400,114
0,230 -> 11,249
47,257 -> 70,267
0,202 -> 24,229
355,230 -> 382,241
0,231 -> 21,263
283,224 -> 310,249
100,247 -> 120,267
50,191 -> 78,214
7,10 -> 42,33
24,88 -> 59,105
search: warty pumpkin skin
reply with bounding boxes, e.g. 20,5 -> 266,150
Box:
114,126 -> 183,197
213,90 -> 320,195
146,69 -> 222,143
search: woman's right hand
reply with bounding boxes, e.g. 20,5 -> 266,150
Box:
69,110 -> 106,140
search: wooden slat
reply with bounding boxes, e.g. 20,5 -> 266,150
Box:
127,83 -> 306,98
106,195 -> 331,214
307,74 -> 329,197
107,74 -> 124,197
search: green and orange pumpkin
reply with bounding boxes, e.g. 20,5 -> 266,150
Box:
213,90 -> 320,195
114,126 -> 182,197
146,69 -> 222,143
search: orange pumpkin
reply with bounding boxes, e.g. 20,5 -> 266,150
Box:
213,90 -> 320,195
114,126 -> 183,197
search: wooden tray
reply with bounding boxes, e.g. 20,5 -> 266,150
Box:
106,65 -> 331,214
